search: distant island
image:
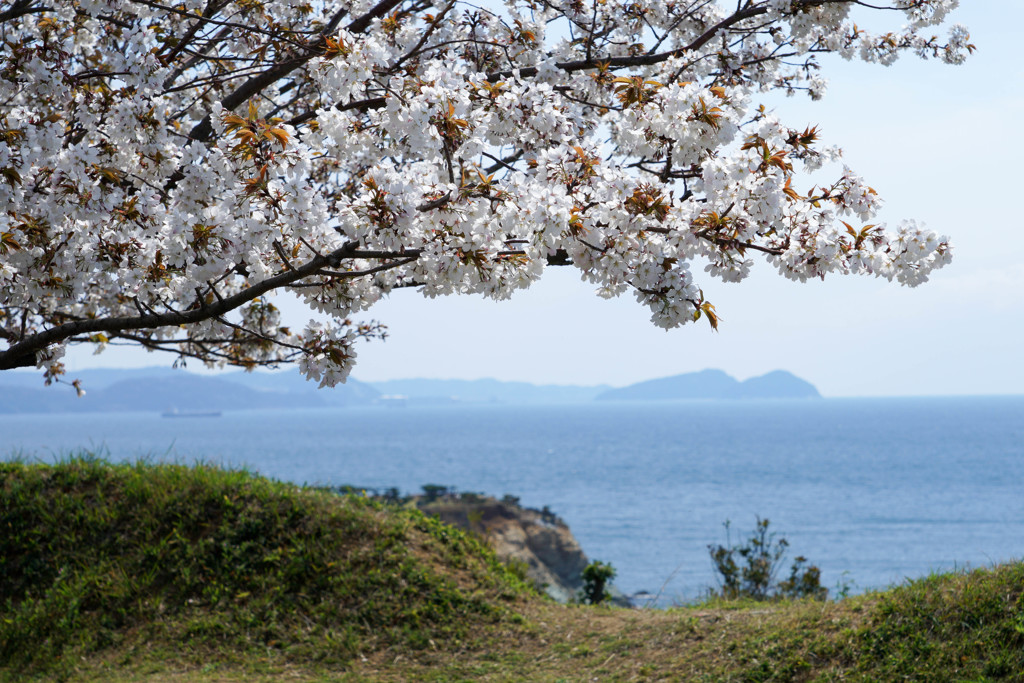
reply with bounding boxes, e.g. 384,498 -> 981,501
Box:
595,369 -> 820,401
0,367 -> 819,414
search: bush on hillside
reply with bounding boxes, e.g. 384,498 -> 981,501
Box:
708,517 -> 827,601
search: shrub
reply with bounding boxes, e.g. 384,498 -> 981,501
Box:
708,517 -> 826,601
579,561 -> 616,605
421,484 -> 451,502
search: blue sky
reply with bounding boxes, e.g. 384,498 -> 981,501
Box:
62,1 -> 1024,397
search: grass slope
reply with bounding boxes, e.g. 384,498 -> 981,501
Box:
0,456 -> 531,680
3,457 -> 1024,682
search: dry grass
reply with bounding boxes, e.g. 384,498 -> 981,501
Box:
59,565 -> 1024,683
18,596 -> 880,682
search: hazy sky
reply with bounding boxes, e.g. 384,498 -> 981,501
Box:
61,1 -> 1024,397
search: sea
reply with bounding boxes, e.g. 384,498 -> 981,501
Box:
2,396 -> 1022,605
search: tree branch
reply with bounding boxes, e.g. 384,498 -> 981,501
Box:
486,0 -> 846,82
184,0 -> 405,142
0,0 -> 49,23
0,241 -> 361,370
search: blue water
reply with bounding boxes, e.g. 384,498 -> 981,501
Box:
2,397 -> 1022,603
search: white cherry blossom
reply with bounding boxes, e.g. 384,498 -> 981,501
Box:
0,0 -> 969,384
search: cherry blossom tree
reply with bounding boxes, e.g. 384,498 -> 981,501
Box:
0,0 -> 970,385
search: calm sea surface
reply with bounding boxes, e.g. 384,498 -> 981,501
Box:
2,397 -> 1022,603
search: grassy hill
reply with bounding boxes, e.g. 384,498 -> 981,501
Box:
2,457 -> 1023,682
0,456 -> 532,680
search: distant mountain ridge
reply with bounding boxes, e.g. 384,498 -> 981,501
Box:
0,367 -> 818,414
595,369 -> 820,401
0,367 -> 378,414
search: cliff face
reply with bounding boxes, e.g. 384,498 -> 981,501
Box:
417,498 -> 589,603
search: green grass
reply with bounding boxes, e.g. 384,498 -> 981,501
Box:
0,454 -> 532,679
3,455 -> 1024,682
844,564 -> 1024,681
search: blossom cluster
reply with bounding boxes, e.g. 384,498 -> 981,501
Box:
0,0 -> 967,384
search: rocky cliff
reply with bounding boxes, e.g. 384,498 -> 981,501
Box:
415,496 -> 590,603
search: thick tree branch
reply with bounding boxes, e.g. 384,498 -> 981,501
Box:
0,0 -> 48,23
0,242 -> 360,370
